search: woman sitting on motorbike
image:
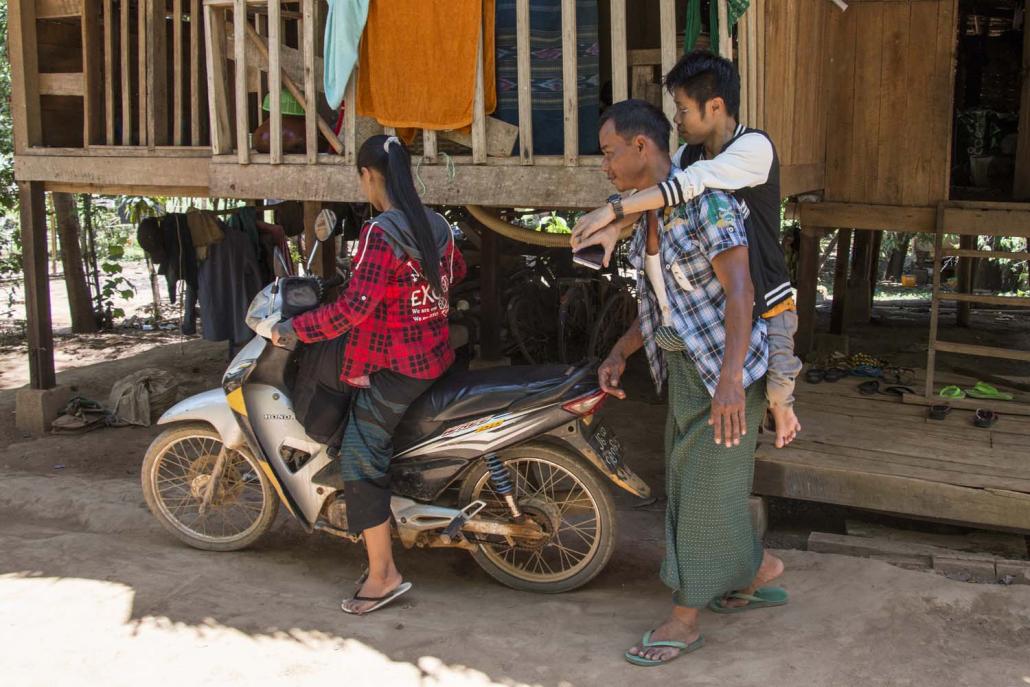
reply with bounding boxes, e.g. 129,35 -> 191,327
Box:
272,135 -> 466,615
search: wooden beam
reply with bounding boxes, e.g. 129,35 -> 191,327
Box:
9,0 -> 43,153
36,0 -> 82,19
191,0 -> 204,145
560,0 -> 578,165
15,153 -> 211,189
38,73 -> 84,97
225,30 -> 324,92
233,0 -> 250,163
422,130 -> 438,164
717,0 -> 732,59
941,206 -> 1030,238
829,228 -> 852,335
956,234 -> 975,327
343,69 -> 357,164
781,163 -> 825,197
799,202 -> 937,233
925,204 -> 944,399
103,0 -> 114,144
795,226 -> 822,357
1016,18 -> 1030,199
205,6 -> 233,154
939,293 -> 1030,308
753,455 -> 1030,533
473,5 -> 488,164
208,156 -> 618,207
943,248 -> 1030,261
138,0 -> 147,144
82,0 -> 103,146
268,0 -> 282,164
932,340 -> 1030,363
17,181 -> 56,390
659,0 -> 677,153
146,0 -> 170,146
610,0 -> 628,103
516,0 -> 534,164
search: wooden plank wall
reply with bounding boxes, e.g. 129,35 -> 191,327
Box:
760,0 -> 834,195
823,0 -> 959,205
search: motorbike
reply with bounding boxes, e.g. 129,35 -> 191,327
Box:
141,212 -> 649,592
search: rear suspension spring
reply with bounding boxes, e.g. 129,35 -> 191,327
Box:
484,453 -> 522,518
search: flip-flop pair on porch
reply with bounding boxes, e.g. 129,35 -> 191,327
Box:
623,587 -> 788,667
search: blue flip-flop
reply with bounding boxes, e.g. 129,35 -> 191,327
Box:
708,586 -> 789,614
624,630 -> 705,667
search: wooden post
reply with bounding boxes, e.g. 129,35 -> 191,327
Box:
610,0 -> 628,103
473,6 -> 488,164
8,0 -> 43,153
829,228 -> 852,335
479,219 -> 501,359
956,234 -> 975,327
659,0 -> 677,153
268,0 -> 283,164
868,229 -> 883,311
82,0 -> 103,146
1014,21 -> 1030,199
138,0 -> 147,144
302,0 -> 317,163
422,130 -> 438,164
234,0 -> 250,162
53,193 -> 99,333
925,204 -> 945,399
103,0 -> 115,144
205,6 -> 233,154
516,0 -> 534,164
846,229 -> 874,323
795,225 -> 821,357
173,0 -> 184,144
19,182 -> 57,390
717,0 -> 732,59
344,69 -> 357,164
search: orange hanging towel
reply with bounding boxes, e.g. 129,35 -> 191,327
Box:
357,0 -> 496,136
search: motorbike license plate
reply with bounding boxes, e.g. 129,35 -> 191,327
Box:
588,422 -> 623,472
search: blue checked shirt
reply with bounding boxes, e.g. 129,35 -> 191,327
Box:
627,179 -> 768,397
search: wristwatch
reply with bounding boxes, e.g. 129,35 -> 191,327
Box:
607,193 -> 625,221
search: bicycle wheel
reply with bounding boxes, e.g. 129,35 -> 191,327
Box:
589,287 -> 638,359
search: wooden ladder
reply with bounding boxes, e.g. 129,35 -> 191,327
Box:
924,201 -> 1030,410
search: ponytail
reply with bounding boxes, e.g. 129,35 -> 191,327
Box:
357,135 -> 443,296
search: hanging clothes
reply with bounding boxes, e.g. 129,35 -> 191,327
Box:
356,0 -> 497,134
197,214 -> 263,345
323,0 -> 370,110
185,209 -> 224,261
494,0 -> 600,156
157,214 -> 198,305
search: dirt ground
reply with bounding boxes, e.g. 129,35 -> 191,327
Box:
2,285 -> 1030,686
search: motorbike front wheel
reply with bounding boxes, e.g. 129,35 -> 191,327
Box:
142,423 -> 280,551
458,443 -> 617,593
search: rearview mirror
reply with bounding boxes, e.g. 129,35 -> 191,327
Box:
314,208 -> 337,242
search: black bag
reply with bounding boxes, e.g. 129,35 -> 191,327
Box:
292,334 -> 352,448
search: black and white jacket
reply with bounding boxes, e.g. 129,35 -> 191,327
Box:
660,124 -> 792,317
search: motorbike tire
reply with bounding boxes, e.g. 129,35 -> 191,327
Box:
142,422 -> 280,552
458,442 -> 617,593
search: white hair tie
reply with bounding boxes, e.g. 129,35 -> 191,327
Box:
383,135 -> 400,153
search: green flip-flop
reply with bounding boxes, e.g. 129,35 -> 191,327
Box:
964,382 -> 1013,401
624,630 -> 705,667
938,385 -> 966,399
708,586 -> 790,614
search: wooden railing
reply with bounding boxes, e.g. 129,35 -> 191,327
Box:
202,0 -> 746,168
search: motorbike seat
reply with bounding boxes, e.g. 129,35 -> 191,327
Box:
397,364 -> 574,443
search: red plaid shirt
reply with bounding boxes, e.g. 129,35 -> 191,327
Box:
292,220 -> 466,382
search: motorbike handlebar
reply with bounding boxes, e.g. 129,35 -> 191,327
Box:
322,272 -> 345,290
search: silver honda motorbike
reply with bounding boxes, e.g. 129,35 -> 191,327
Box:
141,215 -> 649,592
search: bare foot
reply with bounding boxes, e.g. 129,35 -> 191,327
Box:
720,552 -> 785,608
341,568 -> 404,615
769,404 -> 802,448
627,606 -> 701,664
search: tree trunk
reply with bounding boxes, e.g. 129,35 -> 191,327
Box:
52,193 -> 99,333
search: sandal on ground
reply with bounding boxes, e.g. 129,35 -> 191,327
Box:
938,385 -> 966,399
708,586 -> 790,614
965,382 -> 1013,401
624,630 -> 705,667
973,409 -> 999,428
341,581 -> 413,616
858,380 -> 881,395
805,368 -> 826,384
928,404 -> 951,420
823,368 -> 848,383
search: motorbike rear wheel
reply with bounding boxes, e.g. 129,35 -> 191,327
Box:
458,443 -> 617,593
142,423 -> 280,551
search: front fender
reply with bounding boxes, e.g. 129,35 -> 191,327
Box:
158,388 -> 247,450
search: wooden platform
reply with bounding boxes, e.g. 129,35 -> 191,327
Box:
754,368 -> 1030,533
